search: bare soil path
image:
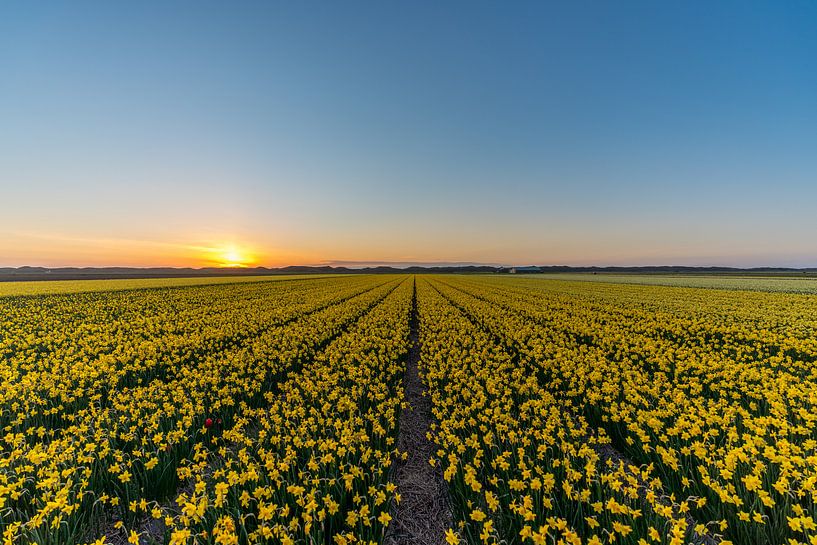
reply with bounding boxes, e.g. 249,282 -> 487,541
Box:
386,279 -> 452,545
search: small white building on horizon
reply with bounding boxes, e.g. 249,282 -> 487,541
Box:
508,266 -> 541,274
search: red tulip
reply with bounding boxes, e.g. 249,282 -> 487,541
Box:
205,418 -> 213,428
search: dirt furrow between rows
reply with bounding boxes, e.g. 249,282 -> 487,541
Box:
387,279 -> 453,545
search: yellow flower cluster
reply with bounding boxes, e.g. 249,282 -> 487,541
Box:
425,275 -> 817,545
419,278 -> 694,545
4,272 -> 815,545
0,275 -> 404,544
160,277 -> 412,543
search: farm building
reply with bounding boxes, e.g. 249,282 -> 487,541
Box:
509,266 -> 541,274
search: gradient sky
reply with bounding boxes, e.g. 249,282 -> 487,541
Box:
2,1 -> 816,268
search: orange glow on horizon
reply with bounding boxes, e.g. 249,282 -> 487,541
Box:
0,231 -> 302,269
6,228 -> 806,270
209,244 -> 256,268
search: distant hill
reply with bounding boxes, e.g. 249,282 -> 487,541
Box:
534,266 -> 817,275
0,265 -> 499,281
1,264 -> 816,282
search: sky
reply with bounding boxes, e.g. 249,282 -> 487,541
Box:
1,1 -> 816,268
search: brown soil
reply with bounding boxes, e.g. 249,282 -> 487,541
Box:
386,280 -> 453,545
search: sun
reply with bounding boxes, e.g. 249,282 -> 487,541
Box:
215,245 -> 254,267
197,241 -> 259,267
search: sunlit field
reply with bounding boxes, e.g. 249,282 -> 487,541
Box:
0,275 -> 336,297
2,274 -> 816,545
534,273 -> 817,294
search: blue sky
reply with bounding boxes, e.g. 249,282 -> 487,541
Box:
1,1 -> 816,267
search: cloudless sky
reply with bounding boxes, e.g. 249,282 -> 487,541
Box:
2,1 -> 816,267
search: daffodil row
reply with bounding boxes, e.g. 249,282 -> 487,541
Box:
127,276 -> 414,545
0,276 -> 377,432
1,276 -> 400,545
431,275 -> 817,545
417,278 -> 694,545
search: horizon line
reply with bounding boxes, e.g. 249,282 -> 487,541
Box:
3,263 -> 817,271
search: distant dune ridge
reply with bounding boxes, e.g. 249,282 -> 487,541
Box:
1,265 -> 816,282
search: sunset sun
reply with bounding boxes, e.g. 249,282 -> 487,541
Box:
215,245 -> 253,267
